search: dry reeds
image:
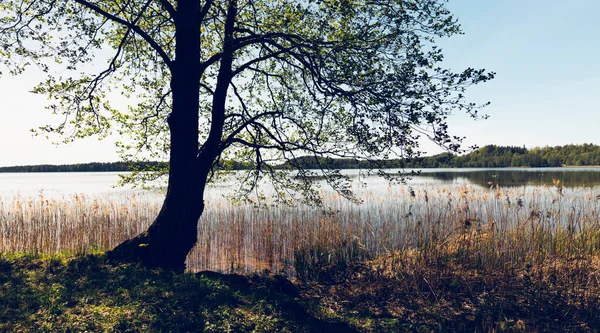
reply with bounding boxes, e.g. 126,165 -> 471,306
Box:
0,191 -> 159,256
1,183 -> 600,280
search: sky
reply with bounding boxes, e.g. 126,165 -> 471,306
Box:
0,0 -> 599,166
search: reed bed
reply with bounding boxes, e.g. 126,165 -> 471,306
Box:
0,191 -> 159,255
1,183 -> 600,280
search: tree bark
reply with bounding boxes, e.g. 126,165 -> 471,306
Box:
108,0 -> 204,273
107,161 -> 209,273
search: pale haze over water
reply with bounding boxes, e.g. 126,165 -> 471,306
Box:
2,168 -> 600,198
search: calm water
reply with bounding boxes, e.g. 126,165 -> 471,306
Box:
412,167 -> 600,188
0,172 -> 134,197
0,167 -> 599,197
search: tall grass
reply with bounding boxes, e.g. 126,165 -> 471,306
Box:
1,183 -> 600,280
0,191 -> 159,255
198,183 -> 600,281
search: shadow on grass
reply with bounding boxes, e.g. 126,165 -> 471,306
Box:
3,253 -> 599,332
0,254 -> 358,332
298,260 -> 600,332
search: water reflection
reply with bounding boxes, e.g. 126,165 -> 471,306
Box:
1,168 -> 600,197
414,168 -> 600,188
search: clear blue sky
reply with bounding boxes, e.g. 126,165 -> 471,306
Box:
427,0 -> 600,154
0,0 -> 599,165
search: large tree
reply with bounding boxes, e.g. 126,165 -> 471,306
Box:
0,0 -> 493,272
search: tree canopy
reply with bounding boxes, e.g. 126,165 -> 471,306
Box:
0,0 -> 494,270
2,0 -> 493,192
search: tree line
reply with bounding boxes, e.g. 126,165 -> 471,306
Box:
0,161 -> 253,173
281,144 -> 600,169
2,144 -> 599,173
411,144 -> 600,168
0,162 -> 164,173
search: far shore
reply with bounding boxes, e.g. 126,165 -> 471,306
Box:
2,164 -> 600,173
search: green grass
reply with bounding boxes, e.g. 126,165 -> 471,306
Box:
0,253 -> 356,332
2,252 -> 599,332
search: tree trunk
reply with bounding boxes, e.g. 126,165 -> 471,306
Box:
107,162 -> 209,273
108,0 -> 204,273
108,0 -> 237,272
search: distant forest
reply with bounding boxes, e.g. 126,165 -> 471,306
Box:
408,143 -> 600,168
0,162 -> 166,173
1,144 -> 599,172
411,143 -> 600,168
277,144 -> 600,169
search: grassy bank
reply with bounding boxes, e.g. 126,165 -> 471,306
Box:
1,252 -> 599,332
0,253 -> 337,332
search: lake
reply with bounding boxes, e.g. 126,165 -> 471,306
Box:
413,167 -> 600,188
1,167 -> 599,197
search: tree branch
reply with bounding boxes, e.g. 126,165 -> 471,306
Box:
73,0 -> 173,69
231,47 -> 290,77
223,111 -> 282,146
228,137 -> 280,150
199,0 -> 236,159
155,0 -> 175,18
199,0 -> 214,24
